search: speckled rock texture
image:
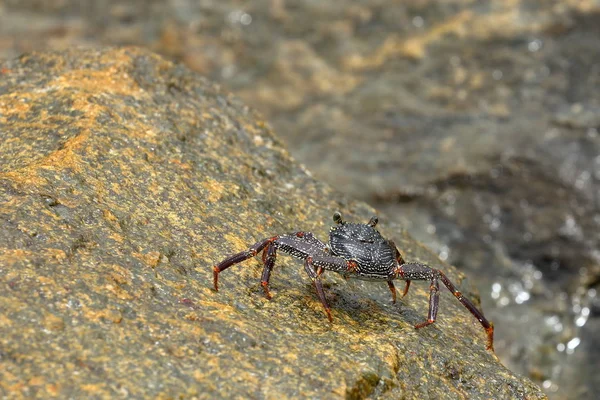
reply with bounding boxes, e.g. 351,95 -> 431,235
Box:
0,48 -> 545,399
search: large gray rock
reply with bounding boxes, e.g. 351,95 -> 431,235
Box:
0,48 -> 545,398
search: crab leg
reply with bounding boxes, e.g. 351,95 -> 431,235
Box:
260,244 -> 277,299
414,273 -> 439,329
212,236 -> 278,291
395,262 -> 494,351
387,280 -> 411,303
213,231 -> 325,294
304,257 -> 332,321
387,281 -> 397,303
303,253 -> 354,321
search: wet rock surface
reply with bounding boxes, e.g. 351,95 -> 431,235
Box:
1,2 -> 599,398
0,48 -> 545,399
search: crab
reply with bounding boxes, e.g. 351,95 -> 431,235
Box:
212,212 -> 494,351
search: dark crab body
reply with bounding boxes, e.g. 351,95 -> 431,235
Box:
329,216 -> 397,280
212,212 -> 494,351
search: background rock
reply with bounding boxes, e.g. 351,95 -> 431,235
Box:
0,48 -> 544,399
1,1 -> 599,398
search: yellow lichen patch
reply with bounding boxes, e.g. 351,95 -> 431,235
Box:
37,276 -> 56,286
0,92 -> 33,121
201,177 -> 229,203
54,196 -> 81,209
200,111 -> 215,121
133,251 -> 162,268
4,382 -> 25,395
161,280 -> 188,292
28,376 -> 44,387
43,248 -> 68,262
43,313 -> 65,332
282,352 -> 298,363
46,384 -> 60,396
0,169 -> 47,188
0,314 -> 13,328
147,181 -> 162,196
183,312 -> 201,321
0,249 -> 32,266
108,232 -> 125,243
168,158 -> 192,171
80,383 -> 105,395
201,299 -> 239,316
81,306 -> 123,324
192,369 -> 208,382
1,66 -> 157,180
223,232 -> 252,252
39,133 -> 90,173
104,281 -> 134,301
0,196 -> 27,212
165,211 -> 187,231
102,209 -> 121,230
107,264 -> 133,285
0,128 -> 93,184
109,181 -> 123,195
36,275 -> 66,299
53,67 -> 140,98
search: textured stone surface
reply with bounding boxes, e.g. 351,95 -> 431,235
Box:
0,48 -> 545,399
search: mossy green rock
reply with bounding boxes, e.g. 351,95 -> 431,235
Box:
0,48 -> 545,399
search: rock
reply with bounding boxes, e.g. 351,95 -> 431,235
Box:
0,48 -> 546,398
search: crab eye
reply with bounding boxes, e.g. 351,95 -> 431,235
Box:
368,216 -> 378,227
333,211 -> 343,224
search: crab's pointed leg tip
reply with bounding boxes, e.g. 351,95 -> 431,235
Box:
485,323 -> 495,352
212,266 -> 220,291
261,281 -> 272,300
